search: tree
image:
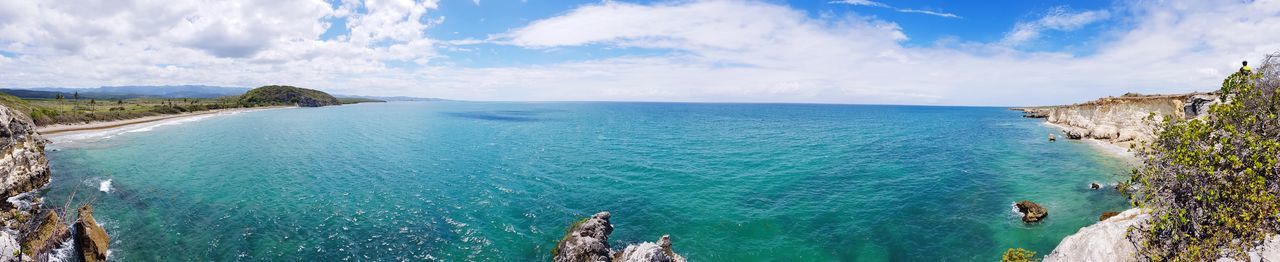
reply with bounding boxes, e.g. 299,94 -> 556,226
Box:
73,92 -> 79,100
1128,53 -> 1280,260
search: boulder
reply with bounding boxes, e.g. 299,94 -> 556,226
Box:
1090,183 -> 1102,190
1049,134 -> 1056,142
1065,128 -> 1089,140
553,212 -> 614,262
21,210 -> 69,257
74,204 -> 109,262
1015,200 -> 1048,223
1091,125 -> 1120,139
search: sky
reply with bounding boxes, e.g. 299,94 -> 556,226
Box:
1,0 -> 1278,106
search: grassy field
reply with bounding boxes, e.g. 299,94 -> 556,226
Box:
13,96 -> 246,126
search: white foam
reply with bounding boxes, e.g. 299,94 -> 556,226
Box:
99,179 -> 112,193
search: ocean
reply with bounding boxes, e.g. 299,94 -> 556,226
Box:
41,101 -> 1132,261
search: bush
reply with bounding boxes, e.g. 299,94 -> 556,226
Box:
1128,53 -> 1280,260
1001,248 -> 1038,262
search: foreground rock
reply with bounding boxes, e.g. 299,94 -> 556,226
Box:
553,211 -> 686,262
1046,208 -> 1280,261
1015,200 -> 1048,223
21,210 -> 69,258
75,204 -> 109,262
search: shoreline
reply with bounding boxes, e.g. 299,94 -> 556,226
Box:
1041,122 -> 1139,163
39,106 -> 292,142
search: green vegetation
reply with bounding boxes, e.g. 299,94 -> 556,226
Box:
1000,248 -> 1038,262
0,85 -> 382,126
239,85 -> 340,107
1128,53 -> 1280,260
0,93 -> 241,126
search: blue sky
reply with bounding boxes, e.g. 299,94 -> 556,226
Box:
377,0 -> 1120,67
0,0 -> 1276,106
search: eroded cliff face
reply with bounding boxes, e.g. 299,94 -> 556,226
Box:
0,103 -> 56,261
1013,93 -> 1219,144
0,104 -> 50,201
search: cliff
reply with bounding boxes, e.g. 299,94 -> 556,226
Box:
1012,93 -> 1219,145
0,101 -> 57,261
553,212 -> 687,262
239,85 -> 340,107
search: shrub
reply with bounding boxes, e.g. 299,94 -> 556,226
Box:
1001,248 -> 1038,262
1128,53 -> 1280,260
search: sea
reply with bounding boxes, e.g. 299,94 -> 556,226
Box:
40,101 -> 1133,261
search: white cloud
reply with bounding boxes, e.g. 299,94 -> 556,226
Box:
829,0 -> 960,19
1001,7 -> 1110,46
1,0 -> 1279,106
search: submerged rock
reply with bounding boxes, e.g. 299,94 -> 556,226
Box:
553,212 -> 614,262
74,204 -> 109,262
1098,211 -> 1120,221
1015,200 -> 1048,223
553,212 -> 686,262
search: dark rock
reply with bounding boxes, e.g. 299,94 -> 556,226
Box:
74,204 -> 109,262
1015,200 -> 1048,223
1099,211 -> 1121,221
21,210 -> 69,257
1090,183 -> 1101,190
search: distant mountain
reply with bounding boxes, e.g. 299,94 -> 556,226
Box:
11,85 -> 250,99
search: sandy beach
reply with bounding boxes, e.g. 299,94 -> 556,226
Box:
38,106 -> 292,140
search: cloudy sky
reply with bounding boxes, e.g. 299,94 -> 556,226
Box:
1,0 -> 1278,106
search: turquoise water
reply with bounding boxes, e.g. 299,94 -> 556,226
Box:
42,102 -> 1132,261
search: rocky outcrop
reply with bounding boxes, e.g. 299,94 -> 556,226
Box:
1047,209 -> 1280,261
21,210 -> 69,257
554,212 -> 614,262
1045,208 -> 1146,262
1015,200 -> 1048,223
553,212 -> 687,262
1012,93 -> 1218,144
614,235 -> 686,262
75,204 -> 109,262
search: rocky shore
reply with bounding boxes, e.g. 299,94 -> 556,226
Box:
553,212 -> 687,262
1012,93 -> 1219,145
0,102 -> 109,261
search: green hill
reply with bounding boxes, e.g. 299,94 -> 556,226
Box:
239,85 -> 340,107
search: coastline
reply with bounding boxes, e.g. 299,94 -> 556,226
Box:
1041,122 -> 1138,163
39,106 -> 292,143
38,106 -> 291,135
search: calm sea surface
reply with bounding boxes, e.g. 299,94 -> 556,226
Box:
42,102 -> 1132,261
